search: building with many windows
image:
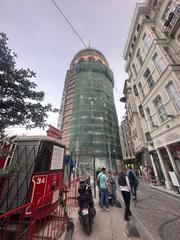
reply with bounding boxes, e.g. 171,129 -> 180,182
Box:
119,115 -> 136,168
122,0 -> 180,190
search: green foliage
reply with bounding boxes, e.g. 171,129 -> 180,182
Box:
0,160 -> 27,176
0,149 -> 10,157
0,33 -> 56,135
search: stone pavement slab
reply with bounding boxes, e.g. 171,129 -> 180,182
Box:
71,198 -> 140,240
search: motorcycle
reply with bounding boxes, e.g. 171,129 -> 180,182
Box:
77,177 -> 96,235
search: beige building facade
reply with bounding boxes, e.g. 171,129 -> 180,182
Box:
119,115 -> 136,168
123,0 -> 180,190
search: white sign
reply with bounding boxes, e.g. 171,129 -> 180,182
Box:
169,171 -> 180,187
51,145 -> 64,170
52,190 -> 60,204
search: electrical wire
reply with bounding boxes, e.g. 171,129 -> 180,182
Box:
51,0 -> 88,49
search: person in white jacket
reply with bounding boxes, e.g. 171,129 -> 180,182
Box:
118,171 -> 132,221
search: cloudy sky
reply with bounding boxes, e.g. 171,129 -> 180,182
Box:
1,0 -> 142,135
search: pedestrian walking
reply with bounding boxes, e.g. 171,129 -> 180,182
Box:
118,170 -> 132,221
96,168 -> 102,206
127,167 -> 139,200
97,167 -> 109,212
149,167 -> 156,185
107,171 -> 117,206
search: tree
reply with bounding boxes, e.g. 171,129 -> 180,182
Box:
0,32 -> 56,136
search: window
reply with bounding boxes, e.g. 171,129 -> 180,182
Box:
79,58 -> 85,63
34,141 -> 53,172
144,68 -> 155,89
153,0 -> 161,9
133,84 -> 138,96
163,46 -> 176,63
138,82 -> 145,98
136,48 -> 145,65
138,104 -> 145,118
146,107 -> 155,129
177,33 -> 180,43
132,63 -> 137,76
131,43 -> 134,50
128,52 -> 132,58
166,82 -> 180,111
145,132 -> 152,142
143,33 -> 152,49
137,24 -> 140,32
154,95 -> 168,122
153,52 -> 166,73
151,26 -> 161,38
88,57 -> 95,61
129,151 -> 131,158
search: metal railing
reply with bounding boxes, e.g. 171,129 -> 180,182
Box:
0,178 -> 79,240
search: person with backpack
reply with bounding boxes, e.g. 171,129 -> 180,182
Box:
127,167 -> 139,201
118,170 -> 132,221
97,167 -> 109,212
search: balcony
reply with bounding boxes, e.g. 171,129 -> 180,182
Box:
163,3 -> 180,37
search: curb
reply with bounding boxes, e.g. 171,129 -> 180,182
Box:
149,184 -> 180,201
117,190 -> 155,240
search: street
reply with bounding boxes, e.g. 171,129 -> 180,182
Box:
70,179 -> 180,240
71,196 -> 139,240
119,180 -> 180,240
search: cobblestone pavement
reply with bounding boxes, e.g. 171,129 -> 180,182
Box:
119,179 -> 180,240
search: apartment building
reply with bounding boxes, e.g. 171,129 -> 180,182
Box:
123,0 -> 180,190
119,115 -> 136,168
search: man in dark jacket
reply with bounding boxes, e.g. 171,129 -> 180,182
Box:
127,167 -> 139,200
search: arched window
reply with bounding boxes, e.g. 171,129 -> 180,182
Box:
88,56 -> 95,62
154,95 -> 168,122
78,58 -> 85,63
166,81 -> 180,111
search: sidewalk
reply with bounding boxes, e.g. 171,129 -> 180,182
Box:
70,195 -> 140,240
149,183 -> 180,200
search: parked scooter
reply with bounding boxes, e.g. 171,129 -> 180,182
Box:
77,176 -> 96,235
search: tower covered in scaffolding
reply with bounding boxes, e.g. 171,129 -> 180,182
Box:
58,48 -> 121,173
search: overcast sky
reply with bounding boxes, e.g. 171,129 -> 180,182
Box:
1,0 -> 142,136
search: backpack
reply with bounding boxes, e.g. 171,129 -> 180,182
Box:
128,171 -> 139,186
118,174 -> 126,186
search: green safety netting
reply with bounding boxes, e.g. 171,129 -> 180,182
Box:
69,61 -> 121,172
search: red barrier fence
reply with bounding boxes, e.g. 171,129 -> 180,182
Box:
0,203 -> 32,240
0,178 -> 79,240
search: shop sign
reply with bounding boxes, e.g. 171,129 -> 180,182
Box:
169,171 -> 180,187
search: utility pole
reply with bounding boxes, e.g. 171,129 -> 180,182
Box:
108,140 -> 112,170
91,99 -> 96,198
